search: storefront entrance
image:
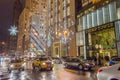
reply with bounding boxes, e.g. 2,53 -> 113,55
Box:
87,27 -> 117,59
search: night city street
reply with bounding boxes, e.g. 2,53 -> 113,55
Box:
1,0 -> 120,80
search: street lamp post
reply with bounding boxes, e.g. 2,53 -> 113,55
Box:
56,19 -> 75,56
58,29 -> 73,56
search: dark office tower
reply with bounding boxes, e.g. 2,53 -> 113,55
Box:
9,0 -> 24,54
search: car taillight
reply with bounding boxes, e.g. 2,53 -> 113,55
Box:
98,69 -> 103,73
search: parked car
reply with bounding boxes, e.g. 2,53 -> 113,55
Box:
61,56 -> 70,63
52,57 -> 62,64
108,57 -> 120,66
32,57 -> 54,70
97,63 -> 120,80
63,57 -> 95,70
8,59 -> 25,72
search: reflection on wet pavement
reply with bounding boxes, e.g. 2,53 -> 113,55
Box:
6,64 -> 97,80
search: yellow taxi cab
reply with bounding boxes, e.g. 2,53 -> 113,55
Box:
32,57 -> 54,70
8,59 -> 25,72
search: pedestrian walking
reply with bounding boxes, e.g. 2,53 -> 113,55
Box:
104,56 -> 110,66
92,56 -> 97,65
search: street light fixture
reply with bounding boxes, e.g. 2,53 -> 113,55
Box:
1,42 -> 5,45
57,28 -> 74,56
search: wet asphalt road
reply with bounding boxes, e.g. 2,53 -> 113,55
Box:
1,64 -> 97,80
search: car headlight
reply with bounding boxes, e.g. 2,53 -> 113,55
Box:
51,62 -> 54,64
10,65 -> 14,68
22,63 -> 25,67
42,63 -> 46,65
85,63 -> 90,66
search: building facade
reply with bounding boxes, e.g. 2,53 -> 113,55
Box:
47,0 -> 76,57
18,0 -> 48,56
30,0 -> 48,55
17,0 -> 38,54
76,0 -> 120,59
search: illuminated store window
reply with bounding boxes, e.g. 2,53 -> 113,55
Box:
103,5 -> 110,23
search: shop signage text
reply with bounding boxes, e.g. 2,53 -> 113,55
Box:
85,22 -> 114,33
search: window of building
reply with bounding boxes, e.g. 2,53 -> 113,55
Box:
83,15 -> 87,29
117,8 -> 120,19
115,21 -> 120,40
79,2 -> 117,30
92,11 -> 97,27
109,2 -> 117,21
103,5 -> 110,23
67,0 -> 70,4
77,17 -> 83,31
63,9 -> 66,17
68,18 -> 70,27
59,14 -> 61,22
51,18 -> 53,24
97,8 -> 103,25
67,6 -> 70,16
87,13 -> 92,28
76,32 -> 80,46
76,32 -> 84,46
43,6 -> 46,9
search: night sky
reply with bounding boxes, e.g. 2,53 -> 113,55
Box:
0,0 -> 16,42
0,0 -> 25,43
